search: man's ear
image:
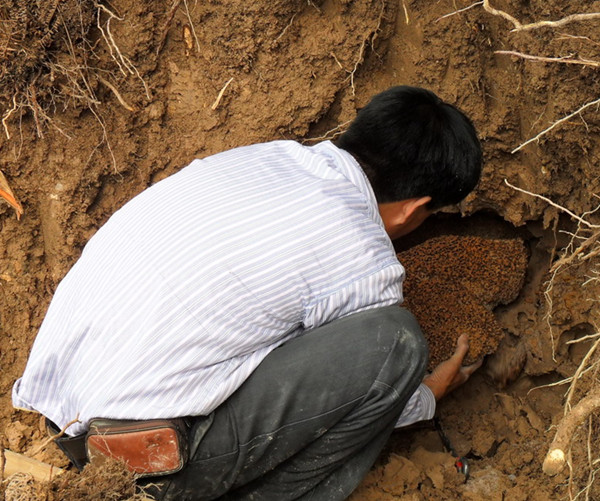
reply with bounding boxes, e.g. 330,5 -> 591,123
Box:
390,196 -> 432,225
379,196 -> 432,240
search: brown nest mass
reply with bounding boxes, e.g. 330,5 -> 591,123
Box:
397,235 -> 528,368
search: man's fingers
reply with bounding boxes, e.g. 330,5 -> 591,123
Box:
460,358 -> 483,381
425,335 -> 484,400
465,358 -> 483,373
450,333 -> 470,362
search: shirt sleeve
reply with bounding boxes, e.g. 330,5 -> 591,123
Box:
394,383 -> 436,428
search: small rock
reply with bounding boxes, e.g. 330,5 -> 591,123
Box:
381,454 -> 423,493
5,420 -> 29,450
461,467 -> 513,501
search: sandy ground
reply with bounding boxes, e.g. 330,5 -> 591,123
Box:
2,0 -> 600,499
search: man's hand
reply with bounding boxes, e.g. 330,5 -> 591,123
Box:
423,334 -> 482,401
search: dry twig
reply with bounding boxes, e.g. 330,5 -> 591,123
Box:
182,0 -> 200,54
496,50 -> 600,68
157,0 -> 183,55
482,0 -> 521,29
211,77 -> 234,110
564,337 -> 600,415
2,94 -> 19,140
549,229 -> 600,275
512,97 -> 600,153
330,1 -> 385,96
504,180 -> 600,229
97,75 -> 135,112
485,4 -> 600,173
483,1 -> 600,32
527,364 -> 599,395
95,3 -> 150,99
567,333 -> 600,345
29,415 -> 81,457
436,1 -> 483,23
274,14 -> 296,44
402,0 -> 410,24
348,40 -> 367,95
90,106 -> 117,171
303,119 -> 352,144
517,12 -> 600,33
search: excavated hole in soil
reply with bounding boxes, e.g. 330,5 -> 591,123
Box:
394,211 -> 534,371
348,212 -> 570,501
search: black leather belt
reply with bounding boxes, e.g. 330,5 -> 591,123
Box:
46,419 -> 88,471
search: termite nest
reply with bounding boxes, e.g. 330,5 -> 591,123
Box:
398,235 -> 529,368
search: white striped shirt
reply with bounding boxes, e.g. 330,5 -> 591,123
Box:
13,140 -> 433,436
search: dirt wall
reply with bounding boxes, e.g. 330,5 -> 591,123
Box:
2,0 -> 600,499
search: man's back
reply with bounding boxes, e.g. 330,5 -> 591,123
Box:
13,140 -> 404,435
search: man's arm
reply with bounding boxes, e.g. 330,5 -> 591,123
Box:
395,334 -> 482,428
423,334 -> 482,401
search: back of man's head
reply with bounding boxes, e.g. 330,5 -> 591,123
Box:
336,86 -> 482,210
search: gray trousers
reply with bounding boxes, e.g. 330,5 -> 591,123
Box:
151,306 -> 428,500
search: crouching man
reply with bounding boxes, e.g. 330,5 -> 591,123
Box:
13,86 -> 483,500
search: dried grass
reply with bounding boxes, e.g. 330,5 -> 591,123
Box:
0,0 -> 149,169
1,458 -> 155,501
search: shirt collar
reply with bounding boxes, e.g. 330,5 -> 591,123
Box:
309,141 -> 383,228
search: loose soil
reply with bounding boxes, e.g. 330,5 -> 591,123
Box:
2,0 -> 600,499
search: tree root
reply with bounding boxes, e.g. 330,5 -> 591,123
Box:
543,386 -> 600,476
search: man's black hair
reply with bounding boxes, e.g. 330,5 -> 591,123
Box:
336,86 -> 482,210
